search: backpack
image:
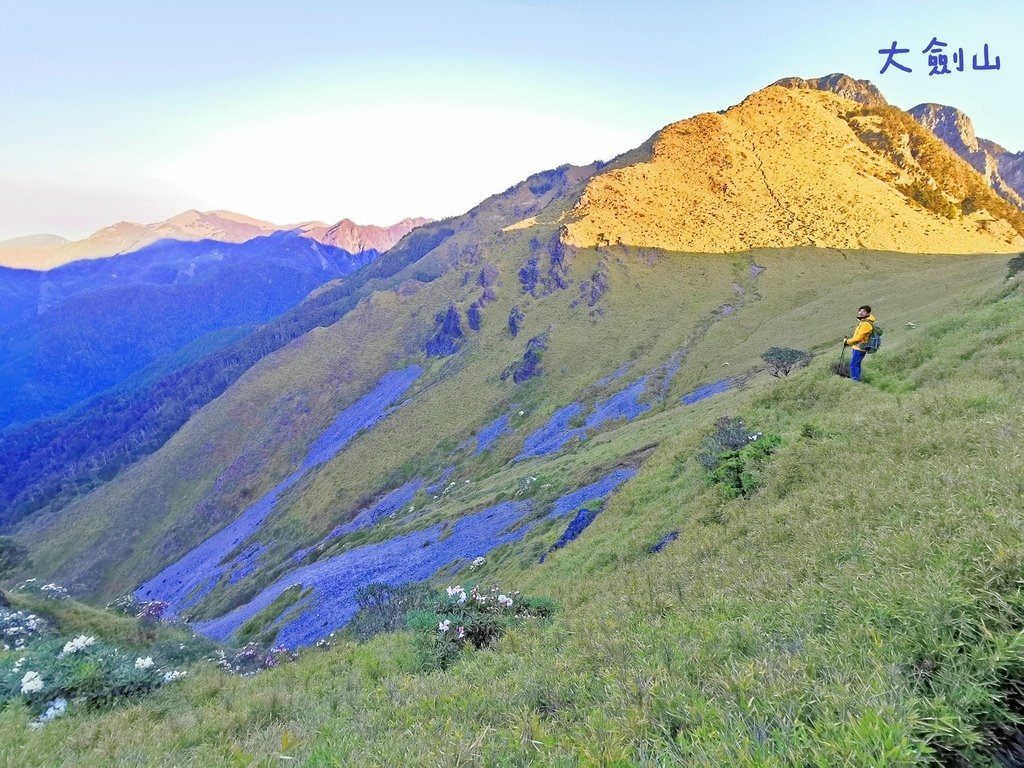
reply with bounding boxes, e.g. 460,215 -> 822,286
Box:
865,323 -> 883,353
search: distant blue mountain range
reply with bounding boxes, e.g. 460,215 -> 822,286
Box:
0,232 -> 378,431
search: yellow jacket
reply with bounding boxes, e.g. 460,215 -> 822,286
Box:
846,314 -> 876,351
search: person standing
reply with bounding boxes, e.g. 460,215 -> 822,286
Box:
843,305 -> 876,382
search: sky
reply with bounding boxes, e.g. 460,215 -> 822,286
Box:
1,0 -> 1021,241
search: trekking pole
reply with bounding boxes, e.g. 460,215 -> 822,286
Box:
837,340 -> 847,377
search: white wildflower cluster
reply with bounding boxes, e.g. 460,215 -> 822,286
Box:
445,585 -> 468,604
0,608 -> 51,650
162,670 -> 187,683
747,432 -> 764,442
905,321 -> 917,328
20,671 -> 44,694
446,584 -> 520,613
471,556 -> 486,570
437,619 -> 466,639
59,635 -> 96,657
106,594 -> 170,621
515,476 -> 541,497
15,579 -> 69,601
134,656 -> 154,670
315,631 -> 340,650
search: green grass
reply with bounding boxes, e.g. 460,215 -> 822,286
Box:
2,270 -> 1022,765
5,591 -> 200,654
17,238 -> 1010,609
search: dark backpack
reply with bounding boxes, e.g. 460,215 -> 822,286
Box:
865,323 -> 883,353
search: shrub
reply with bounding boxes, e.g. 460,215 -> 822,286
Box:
1007,253 -> 1024,280
346,582 -> 435,642
209,643 -> 297,676
1,605 -> 53,651
106,594 -> 170,621
696,416 -> 755,471
0,634 -> 189,718
408,584 -> 555,671
706,432 -> 783,498
762,347 -> 813,377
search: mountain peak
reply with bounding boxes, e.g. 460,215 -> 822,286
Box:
908,103 -> 979,154
564,83 -> 1024,254
303,217 -> 430,253
773,73 -> 888,107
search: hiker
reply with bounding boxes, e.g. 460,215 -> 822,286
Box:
843,305 -> 877,382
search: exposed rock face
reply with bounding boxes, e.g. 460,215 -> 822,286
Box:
565,83 -> 1024,254
508,305 -> 525,337
466,301 -> 482,331
424,305 -> 464,357
503,332 -> 549,383
909,104 -> 980,157
518,257 -> 540,295
909,104 -> 1024,210
773,73 -> 888,107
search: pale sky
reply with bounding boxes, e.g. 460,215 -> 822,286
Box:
1,1 -> 1020,240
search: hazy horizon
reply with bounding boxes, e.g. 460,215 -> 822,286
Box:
3,0 -> 1021,241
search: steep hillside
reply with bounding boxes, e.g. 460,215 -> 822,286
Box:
4,262 -> 1022,767
564,85 -> 1024,253
10,74 -> 1022,638
5,73 -> 1024,763
0,163 -> 610,528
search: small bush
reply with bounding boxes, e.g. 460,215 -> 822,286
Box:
0,634 -> 189,719
1007,254 -> 1024,280
762,347 -> 813,377
697,417 -> 782,498
347,582 -> 435,642
706,432 -> 783,498
696,416 -> 755,471
409,584 -> 555,671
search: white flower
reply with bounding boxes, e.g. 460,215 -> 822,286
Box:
457,626 -> 466,639
518,410 -> 525,416
12,657 -> 26,671
60,635 -> 95,656
20,671 -> 44,694
497,594 -> 514,608
438,619 -> 451,633
162,670 -> 187,683
471,556 -> 486,569
135,656 -> 154,670
446,585 -> 467,604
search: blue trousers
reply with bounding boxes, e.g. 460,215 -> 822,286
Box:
850,349 -> 866,381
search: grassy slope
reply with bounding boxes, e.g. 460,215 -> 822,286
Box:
18,226 -> 1010,606
3,269 -> 1021,766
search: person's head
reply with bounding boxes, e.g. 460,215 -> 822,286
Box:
857,305 -> 871,319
